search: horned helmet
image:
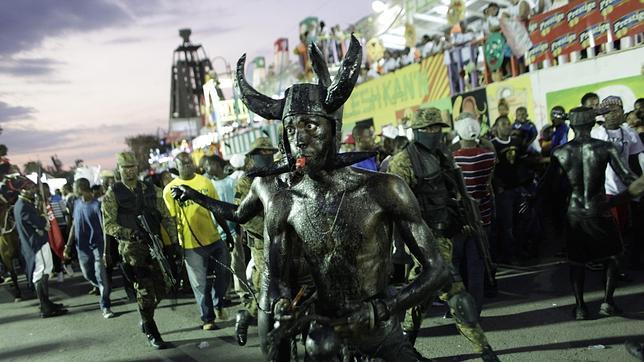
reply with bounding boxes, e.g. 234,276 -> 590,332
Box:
236,35 -> 363,169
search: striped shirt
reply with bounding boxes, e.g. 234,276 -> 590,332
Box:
452,147 -> 496,225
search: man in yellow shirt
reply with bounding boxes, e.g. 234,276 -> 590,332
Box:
163,152 -> 230,330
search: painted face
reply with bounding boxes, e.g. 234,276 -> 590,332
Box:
119,165 -> 138,183
604,104 -> 624,130
284,114 -> 334,172
176,154 -> 196,179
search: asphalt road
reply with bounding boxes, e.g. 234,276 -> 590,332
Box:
1,261 -> 643,362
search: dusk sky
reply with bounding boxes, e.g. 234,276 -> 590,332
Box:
0,0 -> 372,170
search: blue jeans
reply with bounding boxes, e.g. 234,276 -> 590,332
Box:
184,241 -> 231,323
78,247 -> 111,310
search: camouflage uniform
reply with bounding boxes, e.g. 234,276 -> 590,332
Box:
236,136 -> 276,318
102,152 -> 179,325
388,108 -> 491,354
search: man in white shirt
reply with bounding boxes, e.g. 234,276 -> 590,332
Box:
591,96 -> 644,270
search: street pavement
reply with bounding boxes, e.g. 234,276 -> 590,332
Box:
1,261 -> 643,361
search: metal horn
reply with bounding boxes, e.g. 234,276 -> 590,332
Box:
309,43 -> 331,87
323,34 -> 362,113
236,54 -> 284,120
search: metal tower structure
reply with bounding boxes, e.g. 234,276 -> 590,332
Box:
169,28 -> 213,137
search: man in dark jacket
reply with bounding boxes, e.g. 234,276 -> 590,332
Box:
14,181 -> 68,318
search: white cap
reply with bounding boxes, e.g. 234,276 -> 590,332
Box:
381,125 -> 399,139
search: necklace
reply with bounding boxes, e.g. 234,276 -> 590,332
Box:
303,190 -> 346,239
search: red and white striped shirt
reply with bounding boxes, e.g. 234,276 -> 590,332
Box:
452,147 -> 496,225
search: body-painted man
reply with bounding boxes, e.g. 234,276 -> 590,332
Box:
542,107 -> 644,319
102,152 -> 179,349
388,107 -> 499,361
171,36 -> 449,361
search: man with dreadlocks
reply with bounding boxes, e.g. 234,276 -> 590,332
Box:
171,35 -> 449,361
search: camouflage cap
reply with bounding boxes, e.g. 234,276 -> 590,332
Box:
247,136 -> 277,155
116,151 -> 137,167
410,107 -> 448,129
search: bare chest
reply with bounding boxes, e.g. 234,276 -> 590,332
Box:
287,189 -> 385,265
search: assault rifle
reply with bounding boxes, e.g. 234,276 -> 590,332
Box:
450,166 -> 496,285
137,214 -> 177,290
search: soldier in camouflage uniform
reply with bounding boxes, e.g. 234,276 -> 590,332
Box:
233,136 -> 277,346
102,152 -> 179,349
388,108 -> 499,361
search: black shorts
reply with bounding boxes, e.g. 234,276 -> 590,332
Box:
566,214 -> 622,264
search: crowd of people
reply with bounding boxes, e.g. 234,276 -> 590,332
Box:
356,0 -> 639,92
1,36 -> 644,361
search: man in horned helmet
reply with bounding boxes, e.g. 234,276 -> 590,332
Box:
171,36 -> 448,361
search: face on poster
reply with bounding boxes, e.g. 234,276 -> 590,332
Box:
452,89 -> 489,127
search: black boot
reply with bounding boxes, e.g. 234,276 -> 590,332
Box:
35,279 -> 67,318
235,310 -> 252,346
480,345 -> 500,362
41,275 -> 64,310
142,320 -> 168,349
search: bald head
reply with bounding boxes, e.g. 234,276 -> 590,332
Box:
175,152 -> 196,180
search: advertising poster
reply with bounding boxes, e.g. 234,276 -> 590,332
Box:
452,88 -> 490,128
486,74 -> 535,126
528,0 -> 644,62
343,54 -> 450,132
545,75 -> 644,112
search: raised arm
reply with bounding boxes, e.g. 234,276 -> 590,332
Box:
376,175 -> 448,317
170,181 -> 263,224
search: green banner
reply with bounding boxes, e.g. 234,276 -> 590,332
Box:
545,75 -> 643,112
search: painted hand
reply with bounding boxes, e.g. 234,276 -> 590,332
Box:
170,185 -> 198,202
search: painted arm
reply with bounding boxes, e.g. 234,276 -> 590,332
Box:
607,145 -> 642,205
258,207 -> 293,356
608,144 -> 637,188
375,176 -> 449,319
170,181 -> 262,224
